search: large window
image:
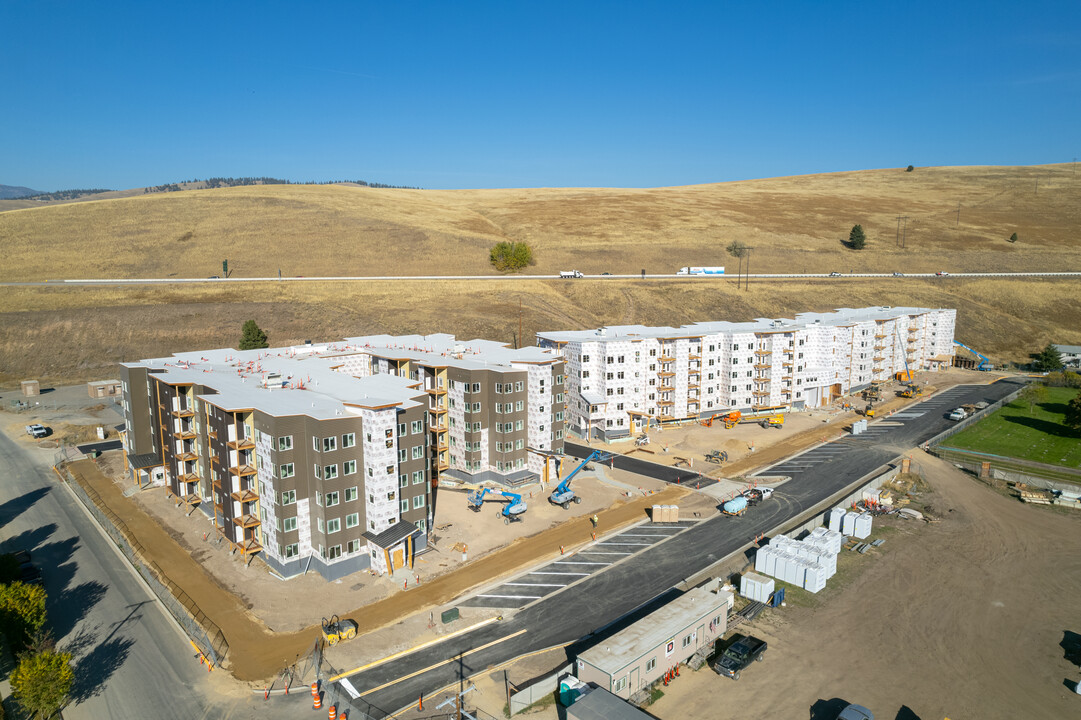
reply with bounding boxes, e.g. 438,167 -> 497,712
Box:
279,463 -> 295,479
277,436 -> 293,451
327,545 -> 342,560
343,460 -> 357,475
342,432 -> 356,448
323,464 -> 338,481
282,517 -> 297,532
412,445 -> 424,460
283,543 -> 299,558
412,471 -> 424,485
345,486 -> 358,502
411,420 -> 423,434
326,518 -> 341,534
400,499 -> 409,513
321,436 -> 336,452
325,491 -> 339,507
413,495 -> 426,510
281,490 -> 296,506
345,513 -> 359,529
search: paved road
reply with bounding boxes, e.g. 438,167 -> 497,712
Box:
0,433 -> 310,719
1,272 -> 1079,287
337,379 -> 1023,717
564,442 -> 719,488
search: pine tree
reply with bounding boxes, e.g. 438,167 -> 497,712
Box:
849,224 -> 866,250
239,320 -> 269,350
1034,343 -> 1063,372
1064,391 -> 1081,431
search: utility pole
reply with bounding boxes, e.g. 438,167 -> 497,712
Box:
955,203 -> 960,227
900,217 -> 909,249
895,216 -> 902,247
743,246 -> 755,290
518,298 -> 523,350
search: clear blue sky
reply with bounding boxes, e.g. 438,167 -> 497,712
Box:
2,1 -> 1078,191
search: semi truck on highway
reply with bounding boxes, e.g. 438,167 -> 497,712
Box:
676,266 -> 725,275
559,270 -> 584,279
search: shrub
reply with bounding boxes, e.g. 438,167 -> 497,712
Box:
906,165 -> 914,172
10,647 -> 73,720
489,241 -> 534,272
1009,232 -> 1019,243
0,582 -> 47,649
239,320 -> 269,350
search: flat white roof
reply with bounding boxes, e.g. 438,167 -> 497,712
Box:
538,306 -> 949,344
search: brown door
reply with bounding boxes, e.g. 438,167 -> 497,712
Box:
392,548 -> 404,569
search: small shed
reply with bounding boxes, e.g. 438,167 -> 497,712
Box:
21,380 -> 40,397
576,586 -> 731,699
567,688 -> 654,720
88,379 -> 122,398
364,523 -> 422,576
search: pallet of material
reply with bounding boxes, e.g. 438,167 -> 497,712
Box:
1019,490 -> 1053,505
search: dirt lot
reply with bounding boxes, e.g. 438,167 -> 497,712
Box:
642,453 -> 1081,719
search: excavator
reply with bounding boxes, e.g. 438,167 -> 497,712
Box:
467,487 -> 528,524
549,450 -> 613,508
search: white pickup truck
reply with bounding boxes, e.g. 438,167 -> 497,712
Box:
947,408 -> 968,421
25,424 -> 48,438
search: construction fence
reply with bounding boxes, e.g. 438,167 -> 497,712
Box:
58,463 -> 229,666
509,663 -> 572,715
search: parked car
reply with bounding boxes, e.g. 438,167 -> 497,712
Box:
711,634 -> 767,680
948,408 -> 967,421
25,424 -> 48,439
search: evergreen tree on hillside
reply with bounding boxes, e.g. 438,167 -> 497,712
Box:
239,320 -> 269,350
849,224 -> 866,250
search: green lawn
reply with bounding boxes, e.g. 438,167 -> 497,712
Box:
945,387 -> 1081,468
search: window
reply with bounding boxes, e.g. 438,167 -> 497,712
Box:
322,436 -> 337,452
515,401 -> 524,411
277,436 -> 293,451
682,634 -> 693,648
343,460 -> 356,475
326,518 -> 341,534
413,495 -> 426,509
398,423 -> 407,436
282,517 -> 297,532
325,491 -> 339,507
515,381 -> 524,392
345,486 -> 358,502
347,539 -> 362,554
345,513 -> 359,529
398,448 -> 407,462
281,490 -> 296,506
471,383 -> 481,393
323,464 -> 338,481
284,543 -> 299,558
412,471 -> 424,485
400,499 -> 409,513
400,474 -> 409,488
327,545 -> 342,560
411,420 -> 423,434
412,445 -> 424,460
645,657 -> 656,672
582,354 -> 590,362
613,676 -> 628,692
315,491 -> 322,506
342,432 -> 356,448
279,463 -> 295,479
317,518 -> 324,533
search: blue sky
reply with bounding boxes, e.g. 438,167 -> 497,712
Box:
2,1 -> 1078,190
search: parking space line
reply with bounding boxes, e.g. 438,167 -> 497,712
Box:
595,542 -> 652,546
476,594 -> 541,600
529,571 -> 590,576
553,560 -> 611,566
503,582 -> 565,587
575,551 -> 631,556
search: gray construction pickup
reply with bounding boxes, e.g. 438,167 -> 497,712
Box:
25,424 -> 48,439
711,634 -> 767,680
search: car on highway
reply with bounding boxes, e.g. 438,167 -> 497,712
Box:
601,272 -> 612,276
892,272 -> 904,277
829,272 -> 842,277
936,271 -> 950,276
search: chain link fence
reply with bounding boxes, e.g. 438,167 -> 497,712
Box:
58,464 -> 228,665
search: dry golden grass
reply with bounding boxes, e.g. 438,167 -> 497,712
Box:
1,164 -> 1079,281
2,276 -> 1079,386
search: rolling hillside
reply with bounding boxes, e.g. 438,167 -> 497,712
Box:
0,164 -> 1079,384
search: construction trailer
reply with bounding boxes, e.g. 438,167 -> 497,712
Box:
87,379 -> 122,398
575,586 -> 732,700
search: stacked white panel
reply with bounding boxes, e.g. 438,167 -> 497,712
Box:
854,513 -> 873,539
803,562 -> 827,593
842,511 -> 859,536
829,507 -> 846,532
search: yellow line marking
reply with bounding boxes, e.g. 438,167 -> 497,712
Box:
356,629 -> 528,697
327,615 -> 502,683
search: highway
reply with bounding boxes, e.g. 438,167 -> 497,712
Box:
0,271 -> 1079,286
0,432 -> 309,719
332,379 -> 1023,717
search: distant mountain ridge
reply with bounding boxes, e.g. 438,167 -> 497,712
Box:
0,184 -> 41,199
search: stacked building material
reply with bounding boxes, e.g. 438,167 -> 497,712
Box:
828,507 -> 846,532
739,571 -> 775,603
754,531 -> 841,594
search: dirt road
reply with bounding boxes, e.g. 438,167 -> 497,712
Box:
649,453 -> 1081,719
64,458 -> 688,682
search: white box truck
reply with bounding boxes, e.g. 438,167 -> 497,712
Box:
676,266 -> 725,276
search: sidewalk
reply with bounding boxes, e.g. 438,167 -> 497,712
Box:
62,458 -> 689,683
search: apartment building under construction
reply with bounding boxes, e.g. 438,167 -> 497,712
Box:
120,334 -> 565,580
537,306 -> 956,441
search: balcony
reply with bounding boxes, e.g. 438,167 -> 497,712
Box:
176,451 -> 198,462
657,400 -> 674,406
873,344 -> 886,351
658,370 -> 675,378
173,406 -> 195,418
874,333 -> 886,339
687,382 -> 700,389
238,538 -> 262,556
658,354 -> 675,362
230,488 -> 259,503
688,367 -> 700,375
429,407 -> 448,415
228,464 -> 257,477
873,355 -> 885,363
174,429 -> 197,440
908,327 -> 918,334
227,438 -> 255,451
232,514 -> 261,529
688,353 -> 701,360
178,472 -> 200,485
435,458 -> 450,471
754,349 -> 772,356
753,363 -> 771,370
426,386 -> 447,395
430,423 -> 448,433
436,440 -> 449,452
752,389 -> 771,397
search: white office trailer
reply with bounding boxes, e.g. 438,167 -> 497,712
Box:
537,306 -> 956,440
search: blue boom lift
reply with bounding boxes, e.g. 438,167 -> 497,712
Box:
467,487 -> 528,524
549,450 -> 613,508
953,340 -> 993,371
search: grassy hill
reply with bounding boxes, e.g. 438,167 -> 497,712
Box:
0,164 -> 1079,385
1,164 -> 1079,280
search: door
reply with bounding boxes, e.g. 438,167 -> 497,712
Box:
629,667 -> 639,695
392,548 -> 404,570
696,624 -> 705,649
